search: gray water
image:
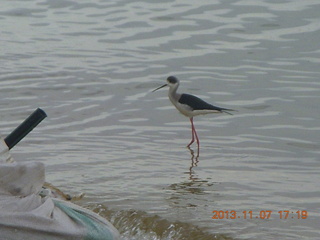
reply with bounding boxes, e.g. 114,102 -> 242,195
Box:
1,0 -> 320,239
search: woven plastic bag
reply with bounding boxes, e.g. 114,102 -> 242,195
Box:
0,139 -> 120,240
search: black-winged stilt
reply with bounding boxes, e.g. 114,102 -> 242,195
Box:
153,76 -> 234,149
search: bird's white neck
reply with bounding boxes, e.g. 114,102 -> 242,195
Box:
168,83 -> 180,102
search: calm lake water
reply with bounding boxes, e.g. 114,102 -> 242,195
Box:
1,0 -> 320,239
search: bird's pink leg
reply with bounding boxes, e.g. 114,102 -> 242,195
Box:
187,117 -> 195,147
191,118 -> 200,155
193,123 -> 200,148
190,118 -> 200,148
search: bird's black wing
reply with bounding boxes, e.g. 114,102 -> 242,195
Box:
179,94 -> 234,114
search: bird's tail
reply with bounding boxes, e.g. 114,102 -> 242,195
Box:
221,108 -> 237,115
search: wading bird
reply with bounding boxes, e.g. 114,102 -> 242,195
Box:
153,76 -> 234,150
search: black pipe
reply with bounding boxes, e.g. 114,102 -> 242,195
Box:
4,108 -> 47,149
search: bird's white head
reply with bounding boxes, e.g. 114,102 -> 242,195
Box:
152,76 -> 180,92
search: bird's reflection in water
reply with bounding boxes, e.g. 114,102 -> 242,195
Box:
187,147 -> 199,180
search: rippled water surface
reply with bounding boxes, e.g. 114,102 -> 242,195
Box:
1,0 -> 320,239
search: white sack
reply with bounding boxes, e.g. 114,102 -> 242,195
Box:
0,139 -> 120,240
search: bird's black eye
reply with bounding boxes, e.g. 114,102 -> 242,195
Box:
167,76 -> 178,84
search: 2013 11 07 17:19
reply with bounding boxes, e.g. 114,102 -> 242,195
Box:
212,210 -> 308,219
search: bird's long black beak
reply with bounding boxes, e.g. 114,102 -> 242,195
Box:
152,84 -> 167,92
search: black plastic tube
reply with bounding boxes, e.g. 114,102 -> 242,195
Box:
4,108 -> 47,149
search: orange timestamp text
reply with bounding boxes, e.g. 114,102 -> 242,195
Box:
212,210 -> 308,220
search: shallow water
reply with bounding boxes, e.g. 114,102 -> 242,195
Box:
1,0 -> 320,239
